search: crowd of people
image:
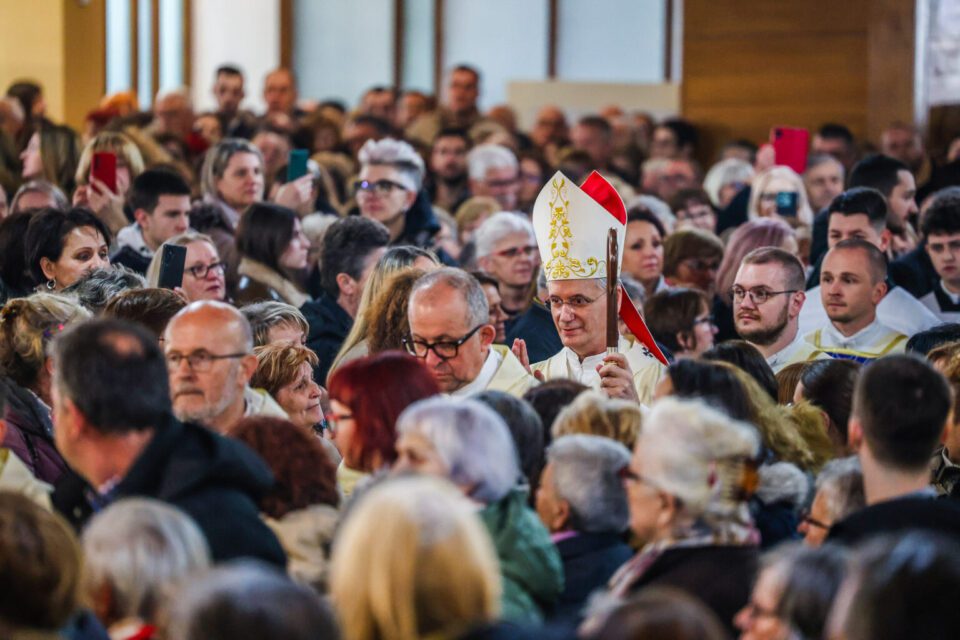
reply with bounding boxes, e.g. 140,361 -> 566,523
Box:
2,61 -> 960,639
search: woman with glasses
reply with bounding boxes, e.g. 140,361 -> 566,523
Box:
355,138 -> 450,255
643,288 -> 717,360
606,397 -> 761,636
147,231 -> 227,302
747,166 -> 814,227
326,351 -> 439,497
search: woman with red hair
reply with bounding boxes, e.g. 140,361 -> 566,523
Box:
327,351 -> 440,497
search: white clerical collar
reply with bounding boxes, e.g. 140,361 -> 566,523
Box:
941,280 -> 960,305
822,318 -> 890,349
450,348 -> 502,397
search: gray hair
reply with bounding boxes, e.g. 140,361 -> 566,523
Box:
396,397 -> 519,504
240,300 -> 309,347
473,211 -> 535,258
805,152 -> 845,175
702,158 -> 755,208
62,266 -> 146,313
813,456 -> 864,523
200,138 -> 263,200
165,561 -> 339,640
625,193 -> 676,233
81,498 -> 210,621
145,231 -> 218,288
409,267 -> 489,328
10,179 -> 69,213
546,435 -> 631,533
358,137 -> 425,191
638,397 -> 760,532
467,144 -> 518,182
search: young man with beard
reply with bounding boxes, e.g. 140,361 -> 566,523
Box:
733,247 -> 825,373
426,128 -> 471,212
803,240 -> 908,362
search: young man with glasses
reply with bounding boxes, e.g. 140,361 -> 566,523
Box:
525,171 -> 666,405
733,247 -> 825,373
163,301 -> 287,434
406,268 -> 537,398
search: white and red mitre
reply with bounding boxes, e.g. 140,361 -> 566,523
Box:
532,171 -> 668,364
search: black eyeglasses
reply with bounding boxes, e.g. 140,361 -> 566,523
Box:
694,313 -> 715,326
403,325 -> 483,360
165,350 -> 248,372
185,261 -> 226,279
353,179 -> 408,195
731,286 -> 798,306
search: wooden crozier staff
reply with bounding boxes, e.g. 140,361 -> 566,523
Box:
607,227 -> 619,356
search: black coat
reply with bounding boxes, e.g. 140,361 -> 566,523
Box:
552,532 -> 633,623
109,245 -> 152,275
890,244 -> 938,298
505,301 -> 562,364
827,494 -> 960,546
53,416 -> 286,567
302,292 -> 354,384
628,545 -> 758,637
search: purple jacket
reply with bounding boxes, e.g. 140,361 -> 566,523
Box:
0,376 -> 67,485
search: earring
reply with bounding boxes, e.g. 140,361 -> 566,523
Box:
46,279 -> 56,290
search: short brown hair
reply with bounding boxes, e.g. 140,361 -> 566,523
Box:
230,417 -> 339,518
827,239 -> 888,285
251,343 -> 319,396
0,492 -> 82,630
643,288 -> 707,353
740,247 -> 806,292
102,287 -> 187,338
662,228 -> 724,277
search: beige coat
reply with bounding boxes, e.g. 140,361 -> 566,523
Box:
265,504 -> 340,592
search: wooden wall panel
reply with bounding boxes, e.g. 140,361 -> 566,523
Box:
682,0 -> 913,165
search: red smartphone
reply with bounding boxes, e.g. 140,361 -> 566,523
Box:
91,151 -> 118,194
770,127 -> 810,174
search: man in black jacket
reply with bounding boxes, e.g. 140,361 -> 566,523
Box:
49,318 -> 285,566
828,354 -> 960,545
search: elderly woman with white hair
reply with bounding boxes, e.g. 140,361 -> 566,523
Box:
606,397 -> 762,636
394,397 -> 563,625
356,137 -> 445,253
536,434 -> 634,622
467,143 -> 520,211
474,211 -> 561,361
81,498 -> 211,640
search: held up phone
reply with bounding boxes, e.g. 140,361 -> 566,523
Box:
776,191 -> 799,217
287,149 -> 309,181
91,151 -> 118,194
770,126 -> 809,174
157,244 -> 187,289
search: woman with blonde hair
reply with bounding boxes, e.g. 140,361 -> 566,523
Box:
146,231 -> 226,303
328,245 -> 438,377
72,131 -> 146,234
0,293 -> 90,484
331,475 -> 501,640
747,166 -> 814,227
366,267 -> 427,354
552,391 -> 642,449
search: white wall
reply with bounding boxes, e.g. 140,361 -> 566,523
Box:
556,0 -> 665,83
443,0 -> 549,109
293,0 -> 394,106
191,0 -> 280,113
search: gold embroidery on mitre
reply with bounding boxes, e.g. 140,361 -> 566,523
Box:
543,177 -> 603,280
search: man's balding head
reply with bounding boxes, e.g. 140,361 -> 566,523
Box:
164,301 -> 257,433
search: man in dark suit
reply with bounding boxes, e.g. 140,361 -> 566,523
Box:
828,354 -> 960,545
